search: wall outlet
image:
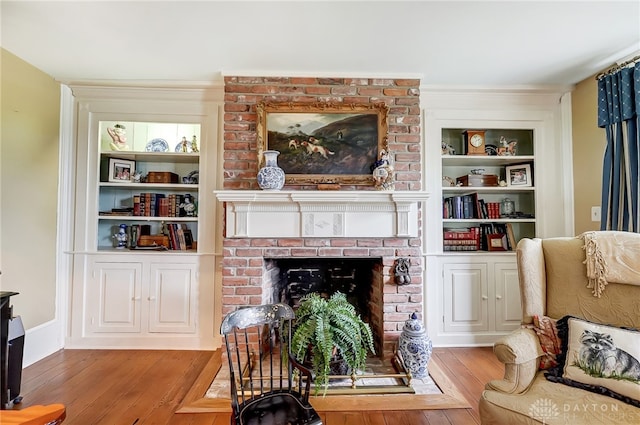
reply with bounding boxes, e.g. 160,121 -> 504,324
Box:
591,206 -> 601,222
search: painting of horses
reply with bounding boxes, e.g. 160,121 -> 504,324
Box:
257,102 -> 388,185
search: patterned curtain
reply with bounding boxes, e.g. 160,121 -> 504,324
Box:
597,61 -> 640,232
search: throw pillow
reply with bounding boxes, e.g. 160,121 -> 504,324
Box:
545,316 -> 640,407
523,315 -> 561,369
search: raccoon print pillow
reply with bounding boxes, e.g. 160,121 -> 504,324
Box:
545,316 -> 640,407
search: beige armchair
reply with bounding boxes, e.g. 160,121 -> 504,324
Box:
479,235 -> 640,424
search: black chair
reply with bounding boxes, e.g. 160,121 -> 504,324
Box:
220,303 -> 323,425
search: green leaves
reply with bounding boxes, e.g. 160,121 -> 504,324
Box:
291,292 -> 375,395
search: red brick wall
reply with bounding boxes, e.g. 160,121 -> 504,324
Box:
223,77 -> 422,190
221,76 -> 423,355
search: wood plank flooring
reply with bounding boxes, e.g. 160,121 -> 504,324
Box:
10,347 -> 503,425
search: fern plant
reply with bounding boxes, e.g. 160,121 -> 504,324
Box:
291,291 -> 375,395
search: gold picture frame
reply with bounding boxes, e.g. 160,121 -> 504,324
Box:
256,101 -> 389,186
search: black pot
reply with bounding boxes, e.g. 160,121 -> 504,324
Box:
304,347 -> 352,376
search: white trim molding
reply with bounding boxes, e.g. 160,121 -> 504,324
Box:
215,190 -> 428,239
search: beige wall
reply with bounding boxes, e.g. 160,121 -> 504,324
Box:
1,48 -> 60,329
572,74 -> 606,235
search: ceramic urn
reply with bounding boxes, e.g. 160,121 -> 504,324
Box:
398,312 -> 432,379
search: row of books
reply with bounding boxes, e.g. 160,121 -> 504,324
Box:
164,223 -> 194,250
133,193 -> 196,217
443,223 -> 517,252
127,223 -> 194,250
443,193 -> 502,220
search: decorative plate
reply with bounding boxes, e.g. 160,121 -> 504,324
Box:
145,138 -> 169,152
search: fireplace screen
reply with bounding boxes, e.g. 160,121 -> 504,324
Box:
264,257 -> 383,353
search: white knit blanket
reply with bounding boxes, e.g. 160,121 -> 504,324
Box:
579,231 -> 640,297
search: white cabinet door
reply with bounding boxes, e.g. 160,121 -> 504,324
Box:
88,261 -> 142,333
443,263 -> 489,333
493,262 -> 522,332
148,262 -> 197,333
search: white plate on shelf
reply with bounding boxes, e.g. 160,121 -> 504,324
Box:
145,138 -> 169,152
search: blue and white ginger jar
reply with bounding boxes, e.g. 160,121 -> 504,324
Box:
398,312 -> 432,378
257,150 -> 285,190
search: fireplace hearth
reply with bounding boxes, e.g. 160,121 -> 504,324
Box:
216,191 -> 427,356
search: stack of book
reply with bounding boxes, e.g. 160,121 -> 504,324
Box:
443,223 -> 517,252
443,228 -> 479,251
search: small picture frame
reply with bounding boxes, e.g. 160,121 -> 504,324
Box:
487,233 -> 507,251
108,158 -> 135,183
505,164 -> 532,187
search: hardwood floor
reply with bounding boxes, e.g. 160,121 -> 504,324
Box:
11,347 -> 503,425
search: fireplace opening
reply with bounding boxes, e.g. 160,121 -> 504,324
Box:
263,257 -> 384,355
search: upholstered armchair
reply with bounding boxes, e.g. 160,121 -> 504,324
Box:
479,234 -> 640,425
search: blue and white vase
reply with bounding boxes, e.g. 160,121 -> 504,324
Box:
398,312 -> 432,378
257,150 -> 285,190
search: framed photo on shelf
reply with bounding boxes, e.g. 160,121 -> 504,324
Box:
505,164 -> 532,187
108,158 -> 135,183
256,101 -> 389,185
487,233 -> 508,251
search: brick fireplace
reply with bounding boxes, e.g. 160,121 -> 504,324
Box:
218,76 -> 424,355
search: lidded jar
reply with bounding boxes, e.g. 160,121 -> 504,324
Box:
257,150 -> 285,190
501,198 -> 515,217
398,312 -> 432,379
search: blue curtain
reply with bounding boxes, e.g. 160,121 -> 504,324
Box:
597,62 -> 640,232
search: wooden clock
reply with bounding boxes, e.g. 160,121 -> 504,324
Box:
463,130 -> 486,155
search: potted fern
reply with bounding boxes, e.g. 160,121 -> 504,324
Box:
291,291 -> 375,395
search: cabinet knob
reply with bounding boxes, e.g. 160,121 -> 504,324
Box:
148,296 -> 156,301
482,295 -> 488,300
496,295 -> 503,300
132,297 -> 141,301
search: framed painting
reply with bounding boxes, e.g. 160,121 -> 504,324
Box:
256,101 -> 389,185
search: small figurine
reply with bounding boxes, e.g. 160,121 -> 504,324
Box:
179,136 -> 189,152
191,135 -> 199,153
441,142 -> 455,155
180,194 -> 197,217
107,124 -> 130,151
394,258 -> 411,285
112,224 -> 128,248
497,136 -> 518,156
371,149 -> 395,191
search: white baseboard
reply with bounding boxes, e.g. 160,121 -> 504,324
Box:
21,318 -> 64,367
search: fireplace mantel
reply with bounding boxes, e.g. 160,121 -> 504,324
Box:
215,190 -> 429,238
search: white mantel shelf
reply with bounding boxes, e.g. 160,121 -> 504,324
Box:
215,190 -> 429,238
